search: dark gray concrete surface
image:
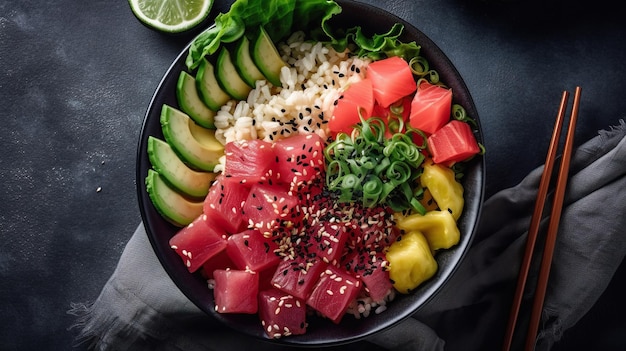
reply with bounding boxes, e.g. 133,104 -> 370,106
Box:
1,0 -> 624,349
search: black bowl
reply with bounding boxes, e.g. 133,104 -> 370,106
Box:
136,0 -> 485,347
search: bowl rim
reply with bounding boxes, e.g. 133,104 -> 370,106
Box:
136,0 -> 485,346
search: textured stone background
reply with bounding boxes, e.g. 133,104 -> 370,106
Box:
1,0 -> 624,349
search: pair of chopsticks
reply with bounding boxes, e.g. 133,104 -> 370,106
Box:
502,86 -> 582,351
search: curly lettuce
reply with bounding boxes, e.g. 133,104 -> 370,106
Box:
185,0 -> 420,70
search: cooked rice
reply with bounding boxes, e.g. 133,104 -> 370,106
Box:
213,31 -> 370,172
345,289 -> 396,319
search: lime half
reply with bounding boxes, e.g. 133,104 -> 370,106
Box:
129,0 -> 213,34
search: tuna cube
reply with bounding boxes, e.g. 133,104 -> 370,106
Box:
213,269 -> 258,314
258,288 -> 307,338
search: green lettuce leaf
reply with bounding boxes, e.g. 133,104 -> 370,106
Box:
186,0 -> 340,70
185,0 -> 420,70
326,23 -> 421,60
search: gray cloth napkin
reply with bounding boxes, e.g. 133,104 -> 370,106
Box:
70,120 -> 626,351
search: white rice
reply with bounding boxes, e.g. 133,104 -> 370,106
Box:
213,31 -> 371,172
345,289 -> 396,320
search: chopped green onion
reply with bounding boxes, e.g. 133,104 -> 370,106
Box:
427,70 -> 440,84
324,115 -> 427,211
409,56 -> 429,76
452,104 -> 478,127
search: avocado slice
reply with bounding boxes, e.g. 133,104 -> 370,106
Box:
145,169 -> 204,227
233,35 -> 265,87
160,104 -> 224,172
252,26 -> 287,87
147,136 -> 217,199
215,47 -> 252,100
196,58 -> 232,111
176,71 -> 216,129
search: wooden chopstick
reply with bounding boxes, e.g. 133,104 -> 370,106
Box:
502,86 -> 582,351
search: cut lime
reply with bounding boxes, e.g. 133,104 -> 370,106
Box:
128,0 -> 213,34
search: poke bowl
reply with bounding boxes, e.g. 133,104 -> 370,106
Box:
136,0 -> 485,347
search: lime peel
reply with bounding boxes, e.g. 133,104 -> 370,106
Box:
129,0 -> 213,33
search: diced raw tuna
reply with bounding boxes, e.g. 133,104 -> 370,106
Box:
213,269 -> 259,314
271,257 -> 327,301
306,265 -> 362,324
342,251 -> 392,302
200,249 -> 235,279
169,214 -> 228,273
258,288 -> 307,338
345,205 -> 398,252
409,80 -> 452,135
226,229 -> 281,272
271,133 -> 325,190
328,79 -> 374,135
306,221 -> 349,265
243,182 -> 298,238
366,56 -> 417,108
203,175 -> 249,234
223,139 -> 275,183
